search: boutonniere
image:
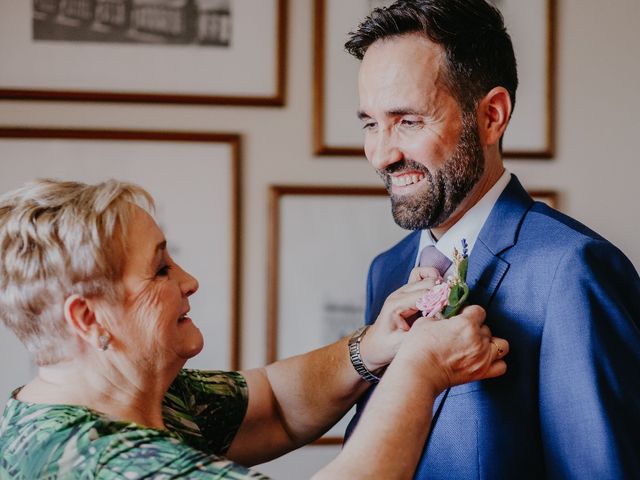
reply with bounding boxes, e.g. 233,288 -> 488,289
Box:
416,239 -> 469,319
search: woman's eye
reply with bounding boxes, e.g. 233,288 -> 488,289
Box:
157,265 -> 171,277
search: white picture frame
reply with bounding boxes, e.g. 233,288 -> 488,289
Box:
0,128 -> 242,403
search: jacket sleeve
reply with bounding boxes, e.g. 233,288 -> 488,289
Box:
344,258 -> 379,440
539,238 -> 640,478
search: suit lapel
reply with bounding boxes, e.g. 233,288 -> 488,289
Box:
431,175 -> 533,412
468,174 -> 533,309
373,231 -> 420,319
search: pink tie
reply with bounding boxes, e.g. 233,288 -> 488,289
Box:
418,245 -> 452,277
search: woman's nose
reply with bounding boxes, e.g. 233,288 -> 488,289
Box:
178,266 -> 199,297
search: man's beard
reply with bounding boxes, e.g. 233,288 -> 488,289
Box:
379,113 -> 485,230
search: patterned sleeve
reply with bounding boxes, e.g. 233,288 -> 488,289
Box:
163,369 -> 249,454
96,430 -> 270,480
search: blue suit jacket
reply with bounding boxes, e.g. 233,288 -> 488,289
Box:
345,175 -> 640,478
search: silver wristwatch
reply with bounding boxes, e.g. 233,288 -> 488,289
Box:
348,325 -> 381,384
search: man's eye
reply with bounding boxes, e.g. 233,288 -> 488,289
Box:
362,121 -> 377,130
401,119 -> 422,127
157,265 -> 171,277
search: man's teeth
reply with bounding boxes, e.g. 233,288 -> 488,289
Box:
391,173 -> 425,187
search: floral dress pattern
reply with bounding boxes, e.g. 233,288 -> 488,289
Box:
0,369 -> 272,479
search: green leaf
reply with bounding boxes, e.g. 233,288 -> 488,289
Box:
458,256 -> 468,281
443,283 -> 469,319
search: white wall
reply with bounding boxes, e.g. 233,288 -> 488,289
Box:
0,0 -> 639,478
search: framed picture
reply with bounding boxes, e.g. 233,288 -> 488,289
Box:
313,0 -> 555,158
266,183 -> 557,442
0,0 -> 287,106
530,189 -> 558,208
0,128 -> 242,374
267,185 -> 407,443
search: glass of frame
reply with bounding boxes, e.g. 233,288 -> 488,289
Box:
0,127 -> 242,400
313,0 -> 555,158
0,0 -> 287,105
266,185 -> 407,443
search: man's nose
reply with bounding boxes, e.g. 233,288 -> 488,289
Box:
368,130 -> 403,171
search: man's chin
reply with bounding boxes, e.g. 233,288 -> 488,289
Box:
391,199 -> 442,231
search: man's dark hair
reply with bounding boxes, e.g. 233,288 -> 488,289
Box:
345,0 -> 518,115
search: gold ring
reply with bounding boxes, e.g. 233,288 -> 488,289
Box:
490,340 -> 504,357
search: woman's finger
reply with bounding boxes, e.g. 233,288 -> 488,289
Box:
398,276 -> 441,294
483,359 -> 508,379
489,337 -> 509,360
408,266 -> 442,284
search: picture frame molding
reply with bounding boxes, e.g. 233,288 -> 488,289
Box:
0,0 -> 288,107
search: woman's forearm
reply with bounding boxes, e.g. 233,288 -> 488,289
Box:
265,336 -> 372,441
227,336 -> 373,465
312,351 -> 440,480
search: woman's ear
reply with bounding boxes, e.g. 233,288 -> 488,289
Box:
477,87 -> 512,147
63,294 -> 108,350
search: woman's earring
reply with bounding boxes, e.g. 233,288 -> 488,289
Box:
98,333 -> 111,351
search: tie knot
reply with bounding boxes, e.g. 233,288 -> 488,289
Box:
418,245 -> 452,277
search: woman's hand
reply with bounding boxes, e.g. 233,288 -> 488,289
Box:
397,305 -> 509,393
359,267 -> 443,371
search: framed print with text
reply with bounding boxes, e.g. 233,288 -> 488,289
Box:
0,128 -> 242,381
0,0 -> 287,105
313,0 -> 555,158
267,185 -> 407,443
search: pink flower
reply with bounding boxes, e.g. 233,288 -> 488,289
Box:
416,282 -> 451,318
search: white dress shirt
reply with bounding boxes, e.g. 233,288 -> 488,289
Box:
414,169 -> 512,276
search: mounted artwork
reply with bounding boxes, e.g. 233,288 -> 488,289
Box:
313,0 -> 555,158
0,0 -> 287,105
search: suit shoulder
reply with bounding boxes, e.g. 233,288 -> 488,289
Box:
370,230 -> 419,267
525,202 -> 605,242
519,202 -> 636,275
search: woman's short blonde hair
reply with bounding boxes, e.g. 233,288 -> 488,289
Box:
0,179 -> 154,365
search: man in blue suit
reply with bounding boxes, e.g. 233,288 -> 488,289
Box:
344,0 -> 640,477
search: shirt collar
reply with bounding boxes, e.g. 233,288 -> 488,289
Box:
416,169 -> 511,266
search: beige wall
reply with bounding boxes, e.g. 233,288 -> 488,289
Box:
1,0 -> 639,477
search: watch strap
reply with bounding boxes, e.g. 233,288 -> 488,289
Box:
348,325 -> 381,384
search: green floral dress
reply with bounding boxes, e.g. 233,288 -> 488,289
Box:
0,369 -> 272,479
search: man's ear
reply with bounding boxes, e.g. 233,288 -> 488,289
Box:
477,87 -> 512,147
63,294 -> 106,349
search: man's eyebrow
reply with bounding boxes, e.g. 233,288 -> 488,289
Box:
387,108 -> 427,116
357,108 -> 428,120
